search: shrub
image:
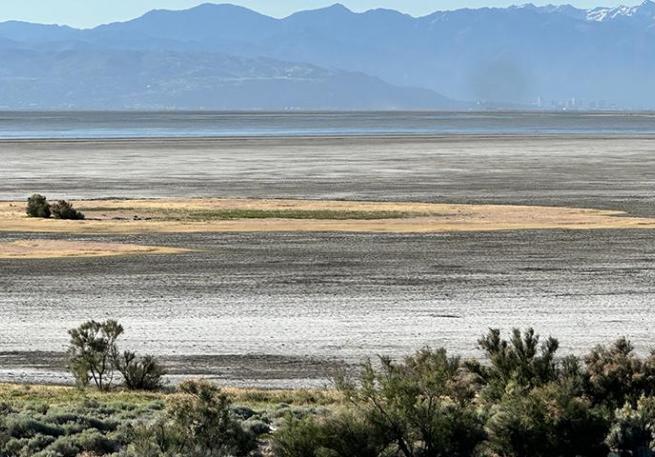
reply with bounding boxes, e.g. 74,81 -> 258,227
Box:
50,200 -> 85,220
472,328 -> 560,400
484,383 -> 609,457
26,194 -> 51,218
336,348 -> 486,457
67,320 -> 124,391
272,415 -> 325,457
73,428 -> 118,455
584,338 -> 655,410
123,419 -> 178,457
124,380 -> 257,457
114,351 -> 166,391
167,380 -> 257,456
243,418 -> 271,436
606,396 -> 655,457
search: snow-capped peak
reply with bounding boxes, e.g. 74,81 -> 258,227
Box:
587,0 -> 655,22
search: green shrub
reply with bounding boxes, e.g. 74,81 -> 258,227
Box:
484,383 -> 609,457
50,200 -> 85,220
114,351 -> 166,391
25,434 -> 56,453
584,338 -> 655,410
272,412 -> 389,457
67,320 -> 124,391
168,380 -> 257,456
26,194 -> 51,218
38,435 -> 80,457
336,348 -> 486,457
243,418 -> 271,436
4,416 -> 64,439
606,396 -> 655,457
471,328 -> 560,400
272,415 -> 325,457
123,380 -> 257,457
74,428 -> 118,455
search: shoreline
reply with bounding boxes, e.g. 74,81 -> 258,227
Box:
0,351 -> 347,389
2,133 -> 655,143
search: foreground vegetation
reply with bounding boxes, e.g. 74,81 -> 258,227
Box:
4,327 -> 655,456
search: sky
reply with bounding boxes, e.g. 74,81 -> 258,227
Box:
0,0 -> 643,28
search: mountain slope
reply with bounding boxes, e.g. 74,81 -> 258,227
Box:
39,1 -> 652,108
0,2 -> 653,108
0,47 -> 456,110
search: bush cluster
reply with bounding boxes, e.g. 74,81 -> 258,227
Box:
26,194 -> 51,218
50,200 -> 85,220
274,328 -> 655,457
124,380 -> 258,457
25,194 -> 84,220
67,320 -> 165,392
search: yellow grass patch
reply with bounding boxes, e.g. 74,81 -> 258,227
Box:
1,198 -> 654,235
0,382 -> 340,408
0,239 -> 188,259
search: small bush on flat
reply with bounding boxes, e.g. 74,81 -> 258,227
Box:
50,200 -> 85,220
67,320 -> 124,391
114,351 -> 166,391
67,320 -> 167,392
26,194 -> 51,218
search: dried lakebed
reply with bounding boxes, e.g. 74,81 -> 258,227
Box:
1,134 -> 655,386
1,229 -> 655,386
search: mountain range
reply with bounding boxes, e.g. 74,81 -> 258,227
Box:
0,2 -> 653,110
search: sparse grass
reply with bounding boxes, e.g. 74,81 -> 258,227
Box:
0,384 -> 166,408
223,387 -> 342,408
82,207 -> 425,221
5,198 -> 655,235
0,383 -> 340,456
0,383 -> 340,410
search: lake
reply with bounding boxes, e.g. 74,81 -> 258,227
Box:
1,111 -> 654,139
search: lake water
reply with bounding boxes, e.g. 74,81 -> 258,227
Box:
0,111 -> 654,139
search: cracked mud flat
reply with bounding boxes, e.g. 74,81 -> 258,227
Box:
1,229 -> 655,387
1,135 -> 655,386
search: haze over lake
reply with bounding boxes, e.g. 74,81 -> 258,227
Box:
2,111 -> 655,139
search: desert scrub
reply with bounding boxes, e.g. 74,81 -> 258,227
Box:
50,200 -> 85,220
0,396 -> 163,457
26,195 -> 86,220
26,194 -> 51,218
0,383 -> 278,457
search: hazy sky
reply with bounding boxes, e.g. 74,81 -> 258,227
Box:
0,0 -> 642,28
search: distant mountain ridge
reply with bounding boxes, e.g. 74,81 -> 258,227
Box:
0,2 -> 653,109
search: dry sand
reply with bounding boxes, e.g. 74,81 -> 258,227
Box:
1,198 -> 655,235
0,239 -> 188,259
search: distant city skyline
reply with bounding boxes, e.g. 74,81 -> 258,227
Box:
0,0 -> 645,28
